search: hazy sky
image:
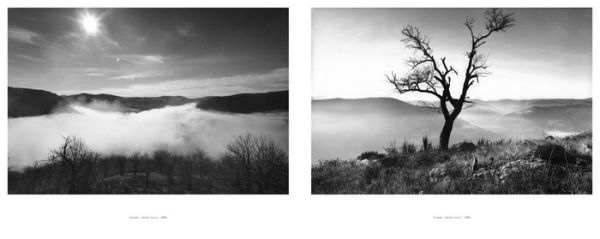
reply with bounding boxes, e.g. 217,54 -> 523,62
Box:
8,8 -> 288,97
313,8 -> 592,100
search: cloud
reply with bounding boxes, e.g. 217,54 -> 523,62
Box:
116,54 -> 165,65
85,72 -> 106,77
66,68 -> 289,97
8,103 -> 288,170
110,71 -> 158,81
8,27 -> 42,45
175,23 -> 194,37
16,54 -> 46,63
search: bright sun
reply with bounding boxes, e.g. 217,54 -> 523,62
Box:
81,13 -> 99,36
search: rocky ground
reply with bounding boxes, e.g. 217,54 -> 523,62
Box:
312,132 -> 592,194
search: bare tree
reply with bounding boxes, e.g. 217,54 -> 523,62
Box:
130,152 -> 141,176
253,135 -> 288,193
223,133 -> 288,194
179,149 -> 209,192
49,136 -> 99,193
140,154 -> 152,189
194,150 -> 213,179
226,134 -> 256,193
153,150 -> 178,193
117,155 -> 127,176
386,9 -> 515,150
23,161 -> 41,193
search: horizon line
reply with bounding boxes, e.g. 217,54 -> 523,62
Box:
8,86 -> 288,99
311,96 -> 592,102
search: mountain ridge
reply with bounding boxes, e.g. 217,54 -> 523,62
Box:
8,87 -> 288,118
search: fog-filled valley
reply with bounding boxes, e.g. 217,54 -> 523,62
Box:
312,97 -> 591,162
312,97 -> 592,195
7,8 -> 290,195
8,87 -> 289,194
9,102 -> 288,170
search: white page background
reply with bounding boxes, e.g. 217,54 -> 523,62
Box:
0,0 -> 598,238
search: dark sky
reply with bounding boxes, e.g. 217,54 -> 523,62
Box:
8,8 -> 288,97
313,8 -> 591,100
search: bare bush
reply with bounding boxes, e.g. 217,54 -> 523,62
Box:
222,133 -> 288,194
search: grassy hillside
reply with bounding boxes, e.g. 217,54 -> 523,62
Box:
312,132 -> 591,194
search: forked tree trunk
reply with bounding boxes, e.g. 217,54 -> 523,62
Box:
439,117 -> 456,151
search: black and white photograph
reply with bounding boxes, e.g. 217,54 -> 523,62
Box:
7,8 -> 289,194
312,8 -> 592,194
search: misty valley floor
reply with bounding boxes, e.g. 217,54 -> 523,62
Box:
312,132 -> 592,194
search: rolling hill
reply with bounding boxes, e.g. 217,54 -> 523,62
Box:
197,91 -> 288,114
460,98 -> 592,138
8,87 -> 288,118
312,97 -> 592,161
8,87 -> 63,117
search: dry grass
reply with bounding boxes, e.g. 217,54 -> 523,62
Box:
312,132 -> 592,194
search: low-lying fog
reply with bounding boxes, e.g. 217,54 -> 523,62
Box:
312,101 -> 591,163
8,103 -> 288,170
311,111 -> 484,163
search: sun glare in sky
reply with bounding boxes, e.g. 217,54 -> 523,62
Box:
8,9 -> 288,97
80,12 -> 99,36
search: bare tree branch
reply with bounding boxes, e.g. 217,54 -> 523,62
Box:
417,100 -> 443,113
484,9 -> 516,33
386,68 -> 443,99
460,8 -> 515,101
387,9 -> 515,150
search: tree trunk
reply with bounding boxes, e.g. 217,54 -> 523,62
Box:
145,171 -> 150,189
133,161 -> 138,176
69,168 -> 77,193
31,170 -> 37,193
103,166 -> 109,178
439,117 -> 456,151
119,159 -> 125,176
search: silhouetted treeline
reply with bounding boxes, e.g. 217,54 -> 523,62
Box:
8,134 -> 288,194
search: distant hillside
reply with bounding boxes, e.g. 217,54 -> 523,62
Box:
312,97 -> 502,161
8,87 -> 289,118
460,98 -> 592,138
197,91 -> 288,114
470,98 -> 592,114
314,97 -> 430,116
8,87 -> 62,117
507,103 -> 591,131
